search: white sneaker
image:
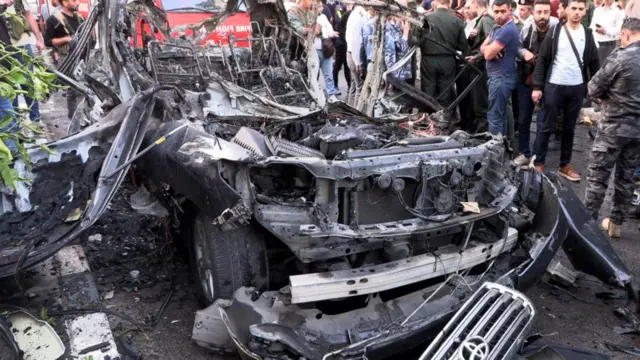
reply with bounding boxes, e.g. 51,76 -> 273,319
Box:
513,154 -> 531,168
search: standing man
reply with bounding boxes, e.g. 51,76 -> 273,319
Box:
513,0 -> 558,167
345,5 -> 368,106
43,0 -> 84,120
422,0 -> 468,107
590,0 -> 625,66
5,0 -> 45,123
333,3 -> 351,92
465,0 -> 494,133
519,0 -> 535,24
481,0 -> 520,136
531,0 -> 600,180
584,17 -> 640,238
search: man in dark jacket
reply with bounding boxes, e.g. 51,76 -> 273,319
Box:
531,0 -> 599,181
463,0 -> 494,133
333,4 -> 351,91
421,0 -> 468,107
513,0 -> 558,168
584,17 -> 640,239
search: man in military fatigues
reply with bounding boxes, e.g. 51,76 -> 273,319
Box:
43,0 -> 84,120
421,0 -> 468,107
465,0 -> 494,132
584,17 -> 640,239
384,16 -> 412,84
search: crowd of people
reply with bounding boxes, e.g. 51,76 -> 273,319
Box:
286,0 -> 640,238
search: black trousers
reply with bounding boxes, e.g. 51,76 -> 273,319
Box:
333,43 -> 351,90
534,83 -> 586,167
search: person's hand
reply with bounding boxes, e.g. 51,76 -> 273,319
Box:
36,39 -> 45,52
332,31 -> 339,37
0,0 -> 15,7
532,90 -> 543,104
315,23 -> 322,34
523,50 -> 535,63
356,64 -> 361,74
470,28 -> 479,38
465,55 -> 477,64
596,26 -> 606,34
594,98 -> 603,104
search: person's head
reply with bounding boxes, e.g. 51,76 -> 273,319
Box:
604,0 -> 614,6
510,1 -> 518,11
557,0 -> 569,19
492,0 -> 513,24
620,17 -> 640,47
437,0 -> 452,8
565,0 -> 586,24
476,0 -> 489,10
519,4 -> 533,18
298,0 -> 313,11
366,6 -> 376,16
464,0 -> 480,17
51,0 -> 60,7
316,0 -> 324,13
532,0 -> 551,28
60,0 -> 78,11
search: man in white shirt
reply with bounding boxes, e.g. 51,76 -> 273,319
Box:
5,0 -> 45,122
345,5 -> 368,106
590,0 -> 625,66
531,0 -> 600,181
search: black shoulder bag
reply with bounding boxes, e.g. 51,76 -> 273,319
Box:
562,24 -> 587,84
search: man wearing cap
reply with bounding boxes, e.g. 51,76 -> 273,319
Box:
519,0 -> 535,24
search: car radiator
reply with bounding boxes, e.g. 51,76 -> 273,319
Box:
419,282 -> 535,360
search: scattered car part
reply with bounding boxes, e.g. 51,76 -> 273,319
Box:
0,314 -> 21,360
418,282 -> 535,360
4,309 -> 65,360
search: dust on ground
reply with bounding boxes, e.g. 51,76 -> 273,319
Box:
33,92 -> 640,359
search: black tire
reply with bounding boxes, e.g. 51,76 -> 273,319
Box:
188,212 -> 269,308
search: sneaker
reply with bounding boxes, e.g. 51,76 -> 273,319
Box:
601,217 -> 621,238
558,164 -> 581,182
534,165 -> 544,173
512,154 -> 531,168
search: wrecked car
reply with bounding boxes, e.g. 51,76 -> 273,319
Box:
0,0 -> 636,359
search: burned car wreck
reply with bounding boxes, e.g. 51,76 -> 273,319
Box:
0,0 -> 637,359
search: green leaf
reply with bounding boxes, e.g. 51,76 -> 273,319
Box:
0,82 -> 15,99
40,144 -> 56,156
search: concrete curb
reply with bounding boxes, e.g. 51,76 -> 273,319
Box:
34,245 -> 121,359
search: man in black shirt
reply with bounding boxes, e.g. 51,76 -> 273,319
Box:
43,0 -> 83,120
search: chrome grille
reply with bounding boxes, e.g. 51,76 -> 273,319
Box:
419,282 -> 535,360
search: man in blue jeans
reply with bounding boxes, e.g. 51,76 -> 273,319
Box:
481,0 -> 521,136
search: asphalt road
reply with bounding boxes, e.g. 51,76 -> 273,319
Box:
35,89 -> 640,360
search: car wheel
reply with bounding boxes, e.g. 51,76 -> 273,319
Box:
188,212 -> 269,307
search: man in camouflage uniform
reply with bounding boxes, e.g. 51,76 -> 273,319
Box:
384,16 -> 412,84
584,17 -> 640,239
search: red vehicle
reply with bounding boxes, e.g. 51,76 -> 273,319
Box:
135,1 -> 251,48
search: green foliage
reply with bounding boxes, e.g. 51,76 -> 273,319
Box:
0,43 -> 61,190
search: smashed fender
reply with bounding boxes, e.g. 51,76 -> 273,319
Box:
549,173 -> 632,287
